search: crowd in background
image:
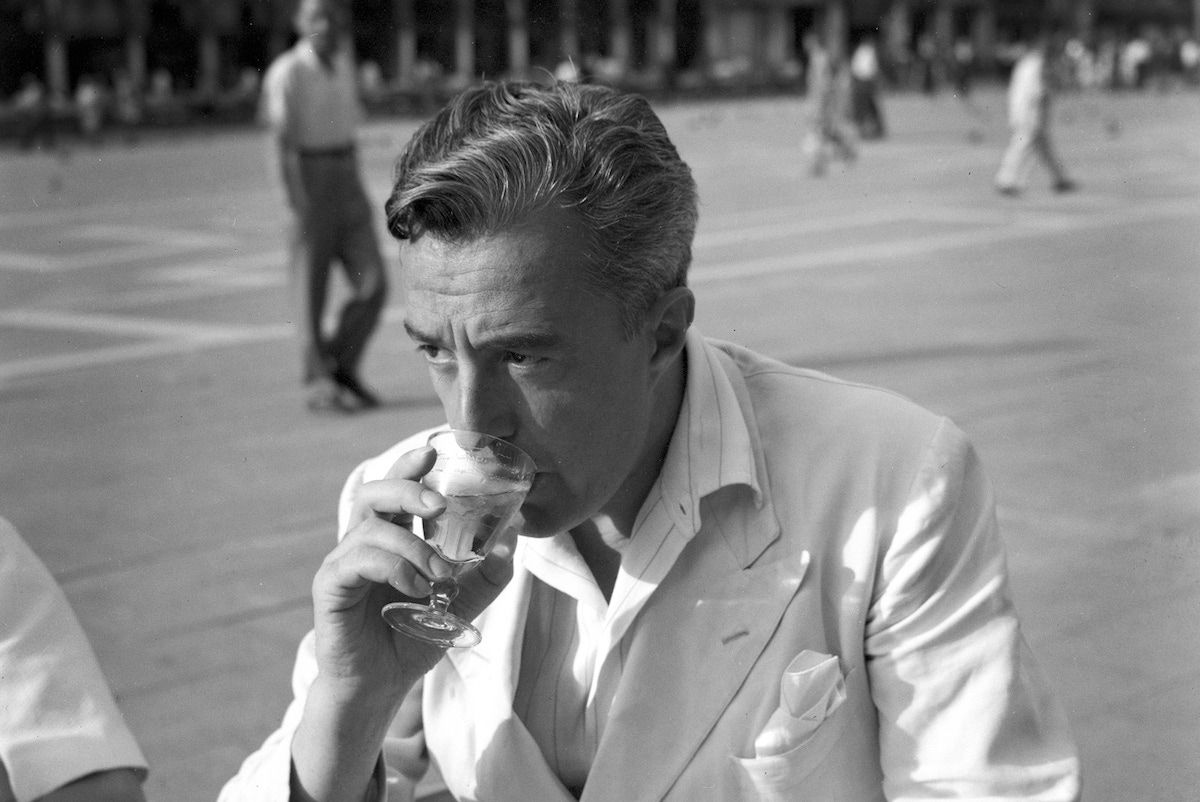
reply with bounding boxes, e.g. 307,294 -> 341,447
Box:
882,23 -> 1200,95
4,20 -> 1198,153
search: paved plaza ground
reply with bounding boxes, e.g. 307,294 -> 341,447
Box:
1,85 -> 1198,801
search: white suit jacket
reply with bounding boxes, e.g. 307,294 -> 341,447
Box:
221,332 -> 1080,801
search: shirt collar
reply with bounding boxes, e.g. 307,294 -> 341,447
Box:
518,328 -> 763,570
656,327 -> 762,536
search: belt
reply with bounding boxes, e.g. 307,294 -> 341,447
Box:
298,143 -> 356,158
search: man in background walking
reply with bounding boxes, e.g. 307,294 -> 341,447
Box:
850,35 -> 886,140
802,31 -> 857,177
995,35 -> 1077,197
262,0 -> 388,412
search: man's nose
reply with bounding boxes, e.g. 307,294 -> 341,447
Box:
454,364 -> 516,438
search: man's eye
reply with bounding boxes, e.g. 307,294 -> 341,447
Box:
504,351 -> 543,366
417,344 -> 451,363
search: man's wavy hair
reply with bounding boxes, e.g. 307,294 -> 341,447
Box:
385,80 -> 698,336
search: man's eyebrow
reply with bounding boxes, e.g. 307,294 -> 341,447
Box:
403,321 -> 432,342
486,331 -> 562,352
402,321 -> 562,352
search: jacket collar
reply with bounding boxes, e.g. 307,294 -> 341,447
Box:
656,328 -> 777,567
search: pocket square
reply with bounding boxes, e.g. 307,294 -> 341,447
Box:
753,651 -> 846,757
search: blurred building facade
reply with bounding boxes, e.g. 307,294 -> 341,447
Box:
2,0 -> 1196,104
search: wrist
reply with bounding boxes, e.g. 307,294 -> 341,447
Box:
307,672 -> 407,731
291,677 -> 400,802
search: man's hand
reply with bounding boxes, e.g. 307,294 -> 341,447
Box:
291,444 -> 518,802
310,445 -> 451,691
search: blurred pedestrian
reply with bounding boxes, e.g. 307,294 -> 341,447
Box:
1095,31 -> 1120,90
917,32 -> 939,93
74,74 -> 107,146
1181,34 -> 1200,86
849,35 -> 886,139
261,0 -> 388,412
112,69 -> 143,145
951,37 -> 992,142
802,31 -> 856,177
12,73 -> 57,152
952,37 -> 976,96
554,57 -> 583,83
147,67 -> 174,115
1064,37 -> 1095,90
358,59 -> 384,101
1119,33 -> 1151,90
0,516 -> 148,802
995,36 -> 1077,197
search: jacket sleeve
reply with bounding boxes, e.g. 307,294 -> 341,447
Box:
219,450 -> 431,802
864,419 -> 1081,800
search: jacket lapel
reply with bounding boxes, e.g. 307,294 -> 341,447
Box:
580,340 -> 800,801
583,506 -> 809,802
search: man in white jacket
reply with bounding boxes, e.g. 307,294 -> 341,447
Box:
223,80 -> 1080,802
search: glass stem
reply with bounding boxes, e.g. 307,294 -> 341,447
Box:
428,580 -> 459,614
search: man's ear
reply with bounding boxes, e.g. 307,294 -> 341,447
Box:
645,287 -> 695,369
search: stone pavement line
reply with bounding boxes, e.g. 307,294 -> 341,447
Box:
0,308 -> 268,340
0,184 -> 282,231
0,321 -> 292,385
695,206 -> 918,248
689,194 -> 1196,281
0,223 -> 234,273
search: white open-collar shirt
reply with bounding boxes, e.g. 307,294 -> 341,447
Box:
261,38 -> 361,150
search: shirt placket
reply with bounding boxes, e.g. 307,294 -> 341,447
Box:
587,489 -> 695,712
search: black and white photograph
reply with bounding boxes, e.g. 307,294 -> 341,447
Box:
1,1 -> 1197,800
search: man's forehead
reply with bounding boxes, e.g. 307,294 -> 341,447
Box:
399,224 -> 589,297
402,280 -> 562,332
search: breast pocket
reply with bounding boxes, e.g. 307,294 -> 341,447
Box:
732,651 -> 853,800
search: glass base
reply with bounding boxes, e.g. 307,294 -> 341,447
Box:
381,602 -> 481,648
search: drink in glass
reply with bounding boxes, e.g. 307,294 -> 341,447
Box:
381,430 -> 535,647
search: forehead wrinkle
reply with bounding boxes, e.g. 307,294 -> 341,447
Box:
403,285 -> 563,352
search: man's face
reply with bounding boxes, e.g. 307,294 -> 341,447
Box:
400,209 -> 661,537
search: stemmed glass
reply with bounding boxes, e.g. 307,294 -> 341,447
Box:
381,430 -> 535,648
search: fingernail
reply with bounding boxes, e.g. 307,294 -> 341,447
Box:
421,489 -> 444,510
428,556 -> 453,580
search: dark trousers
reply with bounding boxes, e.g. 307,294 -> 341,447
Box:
850,78 -> 886,139
290,151 -> 388,384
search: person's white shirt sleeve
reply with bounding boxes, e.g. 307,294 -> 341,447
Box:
218,451 -> 431,802
0,517 -> 148,802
